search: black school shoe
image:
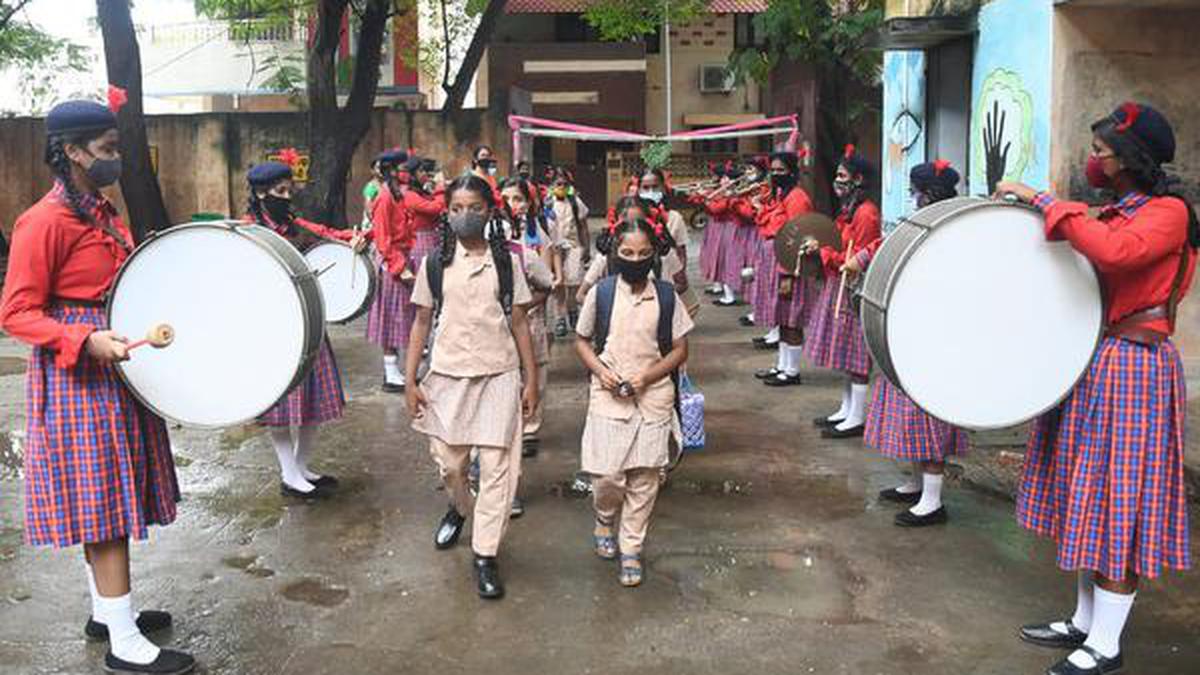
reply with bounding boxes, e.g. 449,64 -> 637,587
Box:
522,436 -> 539,458
738,316 -> 755,327
280,482 -> 332,500
1046,646 -> 1123,675
1020,620 -> 1089,649
755,367 -> 780,380
309,475 -> 339,490
753,339 -> 779,350
878,487 -> 922,505
713,298 -> 743,307
821,424 -> 864,439
104,649 -> 195,675
86,611 -> 173,642
434,508 -> 466,549
763,373 -> 802,387
381,381 -> 405,393
474,556 -> 505,600
812,416 -> 843,429
894,506 -> 948,527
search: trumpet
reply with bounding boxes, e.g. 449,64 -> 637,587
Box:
707,174 -> 765,199
673,178 -> 720,194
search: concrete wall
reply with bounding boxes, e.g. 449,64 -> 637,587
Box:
0,107 -> 511,235
882,51 -> 927,233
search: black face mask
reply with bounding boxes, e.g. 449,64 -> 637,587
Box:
613,255 -> 654,284
770,173 -> 796,192
518,170 -> 531,180
263,194 -> 293,224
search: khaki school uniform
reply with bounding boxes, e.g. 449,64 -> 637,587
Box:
411,242 -> 532,556
519,246 -> 554,437
575,277 -> 694,555
550,196 -> 590,286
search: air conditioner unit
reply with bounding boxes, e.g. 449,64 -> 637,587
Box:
699,64 -> 734,94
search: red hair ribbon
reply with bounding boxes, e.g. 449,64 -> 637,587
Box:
107,85 -> 128,114
277,147 -> 302,169
652,221 -> 664,237
407,146 -> 417,156
844,144 -> 856,159
933,159 -> 951,175
797,146 -> 810,160
1115,102 -> 1140,133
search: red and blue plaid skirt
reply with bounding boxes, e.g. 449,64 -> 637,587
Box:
775,274 -> 822,330
24,306 -> 179,548
749,239 -> 780,328
366,251 -> 417,350
803,275 -> 871,378
865,377 -> 968,462
700,218 -> 733,284
723,225 -> 757,292
411,226 -> 441,267
259,335 -> 345,427
1017,337 -> 1190,581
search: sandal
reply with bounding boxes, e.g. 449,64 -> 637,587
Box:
619,554 -> 643,587
593,522 -> 617,560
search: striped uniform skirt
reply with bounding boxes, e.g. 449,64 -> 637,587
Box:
259,336 -> 345,428
749,238 -> 780,328
411,226 -> 441,270
865,377 -> 968,462
24,306 -> 179,548
700,218 -> 733,284
1016,337 -> 1190,581
803,274 -> 872,378
723,225 -> 758,293
366,250 -> 417,350
775,274 -> 822,330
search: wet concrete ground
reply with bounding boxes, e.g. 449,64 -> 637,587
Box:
1,293 -> 1199,674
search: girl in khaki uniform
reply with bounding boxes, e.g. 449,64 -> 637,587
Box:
547,167 -> 590,335
406,175 -> 539,600
575,218 -> 694,587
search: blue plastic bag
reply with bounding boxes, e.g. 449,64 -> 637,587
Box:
679,373 -> 706,451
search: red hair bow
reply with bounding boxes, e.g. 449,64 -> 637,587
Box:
933,159 -> 951,175
107,85 -> 128,114
1115,102 -> 1140,133
844,144 -> 856,159
797,146 -> 810,160
277,147 -> 302,169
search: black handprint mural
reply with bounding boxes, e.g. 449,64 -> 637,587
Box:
983,101 -> 1011,196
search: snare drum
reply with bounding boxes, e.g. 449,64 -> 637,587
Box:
305,241 -> 377,323
859,197 -> 1103,430
108,221 -> 325,427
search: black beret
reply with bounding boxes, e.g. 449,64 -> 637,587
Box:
403,156 -> 423,174
910,160 -> 960,193
46,100 -> 117,137
839,144 -> 874,177
1105,102 -> 1175,165
376,149 -> 408,165
247,161 -> 293,187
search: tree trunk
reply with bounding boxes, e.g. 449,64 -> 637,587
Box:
96,0 -> 170,243
442,0 -> 507,113
304,0 -> 389,226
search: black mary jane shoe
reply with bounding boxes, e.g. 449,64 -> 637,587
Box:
878,487 -> 922,505
510,497 -> 525,519
821,424 -> 864,439
738,316 -> 756,327
894,506 -> 948,527
309,475 -> 339,490
1046,646 -> 1123,675
474,556 -> 505,600
1020,619 -> 1089,649
704,286 -> 723,296
522,436 -> 539,458
753,339 -> 779,351
280,482 -> 331,500
103,648 -> 195,675
713,298 -> 743,307
434,508 -> 466,550
381,381 -> 405,393
86,610 -> 173,642
812,416 -> 843,429
763,373 -> 803,387
754,367 -> 781,380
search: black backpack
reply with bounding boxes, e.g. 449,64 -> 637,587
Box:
425,248 -> 515,319
591,275 -> 681,415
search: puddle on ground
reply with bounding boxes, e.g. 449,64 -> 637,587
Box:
219,424 -> 260,454
335,504 -> 384,554
654,545 -> 863,623
279,577 -> 349,607
198,486 -> 284,535
0,356 -> 26,377
221,554 -> 276,578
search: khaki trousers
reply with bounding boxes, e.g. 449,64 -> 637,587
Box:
429,426 -> 522,557
592,468 -> 661,556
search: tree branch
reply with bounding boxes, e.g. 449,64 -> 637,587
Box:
0,0 -> 34,34
442,0 -> 505,112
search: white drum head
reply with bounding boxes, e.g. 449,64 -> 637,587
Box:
886,204 -> 1102,429
305,242 -> 372,323
110,225 -> 313,427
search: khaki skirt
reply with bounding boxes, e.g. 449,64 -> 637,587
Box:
581,410 -> 679,476
412,369 -> 522,448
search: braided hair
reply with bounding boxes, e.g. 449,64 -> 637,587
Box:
1092,116 -> 1200,248
45,130 -> 109,232
606,217 -> 674,279
438,175 -> 514,312
498,176 -> 545,245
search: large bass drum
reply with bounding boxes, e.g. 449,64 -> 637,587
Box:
304,241 -> 376,323
108,221 -> 325,428
859,197 -> 1103,430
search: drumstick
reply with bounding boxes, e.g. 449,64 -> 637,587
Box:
127,323 -> 175,352
315,261 -> 336,278
834,239 -> 855,320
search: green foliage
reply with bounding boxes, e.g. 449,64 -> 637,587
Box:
583,0 -> 707,42
0,1 -> 89,113
640,141 -> 672,170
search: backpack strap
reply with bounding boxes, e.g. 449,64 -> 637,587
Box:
494,244 -> 514,318
593,275 -> 618,355
653,279 -> 676,357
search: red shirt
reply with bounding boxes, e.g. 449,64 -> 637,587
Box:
402,187 -> 445,232
820,200 -> 881,275
0,185 -> 133,369
756,186 -> 814,239
731,188 -> 766,227
1035,191 -> 1195,334
371,187 -> 414,277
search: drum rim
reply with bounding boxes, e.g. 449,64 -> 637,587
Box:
861,198 -> 1105,431
303,240 -> 378,324
107,220 -> 326,429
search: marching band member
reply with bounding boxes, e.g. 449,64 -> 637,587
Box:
745,156 -> 782,348
848,160 -> 968,527
547,167 -> 591,336
401,155 -> 447,280
997,102 -> 1196,675
735,159 -> 770,329
406,175 -> 539,600
694,163 -> 732,299
246,158 -> 364,498
366,149 -> 417,392
807,145 -> 881,438
754,152 -> 815,387
574,217 -> 693,587
0,98 -> 195,675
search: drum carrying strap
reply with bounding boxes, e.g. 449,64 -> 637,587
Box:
1166,245 -> 1191,332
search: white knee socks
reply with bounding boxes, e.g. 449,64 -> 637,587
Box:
270,427 -> 314,492
834,383 -> 869,431
294,425 -> 321,483
1069,587 -> 1134,666
828,380 -> 852,422
1051,571 -> 1095,636
762,326 -> 780,343
720,284 -> 736,303
383,354 -> 404,386
95,592 -> 160,665
909,472 -> 944,516
774,344 -> 787,372
783,344 -> 804,376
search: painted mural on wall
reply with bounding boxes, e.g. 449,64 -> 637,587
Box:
882,50 -> 926,233
968,0 -> 1051,195
885,0 -> 979,19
